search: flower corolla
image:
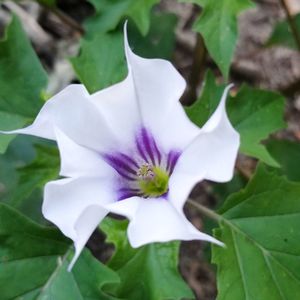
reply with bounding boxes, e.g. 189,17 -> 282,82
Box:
1,25 -> 239,270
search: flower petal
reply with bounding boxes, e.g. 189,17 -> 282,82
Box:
123,24 -> 200,150
43,177 -> 114,269
106,197 -> 223,248
1,84 -> 119,152
169,85 -> 240,209
68,204 -> 107,271
54,127 -> 116,179
90,75 -> 141,147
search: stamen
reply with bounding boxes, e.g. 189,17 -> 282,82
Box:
137,163 -> 154,180
138,165 -> 169,197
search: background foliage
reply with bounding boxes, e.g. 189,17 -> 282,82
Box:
1,0 -> 300,299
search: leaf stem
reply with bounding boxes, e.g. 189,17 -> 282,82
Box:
182,33 -> 207,105
187,199 -> 222,223
279,0 -> 300,51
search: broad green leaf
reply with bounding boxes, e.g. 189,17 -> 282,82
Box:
70,32 -> 126,93
11,144 -> 59,222
128,13 -> 178,59
266,139 -> 300,181
181,0 -> 254,78
72,12 -> 178,93
186,71 -> 286,166
0,141 -> 59,223
212,164 -> 300,299
85,0 -> 160,36
0,203 -> 119,300
185,71 -> 225,127
267,13 -> 300,50
0,136 -> 37,202
0,16 -> 47,153
100,218 -> 194,300
213,173 -> 248,205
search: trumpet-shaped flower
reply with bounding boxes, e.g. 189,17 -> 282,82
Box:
1,26 -> 239,269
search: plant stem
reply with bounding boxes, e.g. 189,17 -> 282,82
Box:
182,33 -> 207,105
187,199 -> 222,223
52,7 -> 84,35
40,4 -> 85,36
279,0 -> 300,51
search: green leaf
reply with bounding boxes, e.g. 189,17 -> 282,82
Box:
86,0 -> 160,36
212,164 -> 300,299
100,218 -> 194,300
267,13 -> 300,50
0,16 -> 47,153
128,12 -> 178,60
0,136 -> 37,202
0,203 -> 119,300
70,32 -> 127,93
266,139 -> 300,181
185,71 -> 225,127
186,71 -> 286,166
72,12 -> 178,93
10,144 -> 60,222
181,0 -> 254,78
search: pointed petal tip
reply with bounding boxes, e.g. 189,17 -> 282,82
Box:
67,249 -> 79,272
222,83 -> 234,102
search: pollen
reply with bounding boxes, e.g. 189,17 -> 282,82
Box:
137,163 -> 154,180
138,164 -> 169,197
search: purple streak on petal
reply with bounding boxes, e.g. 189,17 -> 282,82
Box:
161,190 -> 169,199
119,153 -> 139,169
152,139 -> 162,165
136,133 -> 149,163
166,150 -> 181,174
104,153 -> 138,180
141,128 -> 155,164
136,127 -> 162,165
118,187 -> 142,201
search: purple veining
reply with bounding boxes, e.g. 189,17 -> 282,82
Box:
103,127 -> 181,201
166,150 -> 181,173
117,187 -> 143,201
104,153 -> 138,180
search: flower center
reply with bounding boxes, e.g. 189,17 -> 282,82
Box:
104,127 -> 181,201
137,163 -> 169,197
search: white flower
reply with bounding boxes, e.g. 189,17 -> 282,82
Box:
1,25 -> 239,270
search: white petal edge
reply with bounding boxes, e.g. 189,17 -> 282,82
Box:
169,85 -> 240,210
54,127 -> 116,179
0,84 -> 119,152
123,23 -> 199,150
105,197 -> 223,248
43,177 -> 115,270
68,204 -> 108,271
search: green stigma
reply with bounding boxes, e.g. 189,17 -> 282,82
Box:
138,165 -> 169,197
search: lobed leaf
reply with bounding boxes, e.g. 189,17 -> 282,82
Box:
85,0 -> 160,36
0,16 -> 47,153
100,217 -> 194,300
71,31 -> 126,93
186,71 -> 286,166
212,164 -> 300,299
0,203 -> 119,300
181,0 -> 254,79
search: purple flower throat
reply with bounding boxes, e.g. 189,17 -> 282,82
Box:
104,127 -> 181,200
